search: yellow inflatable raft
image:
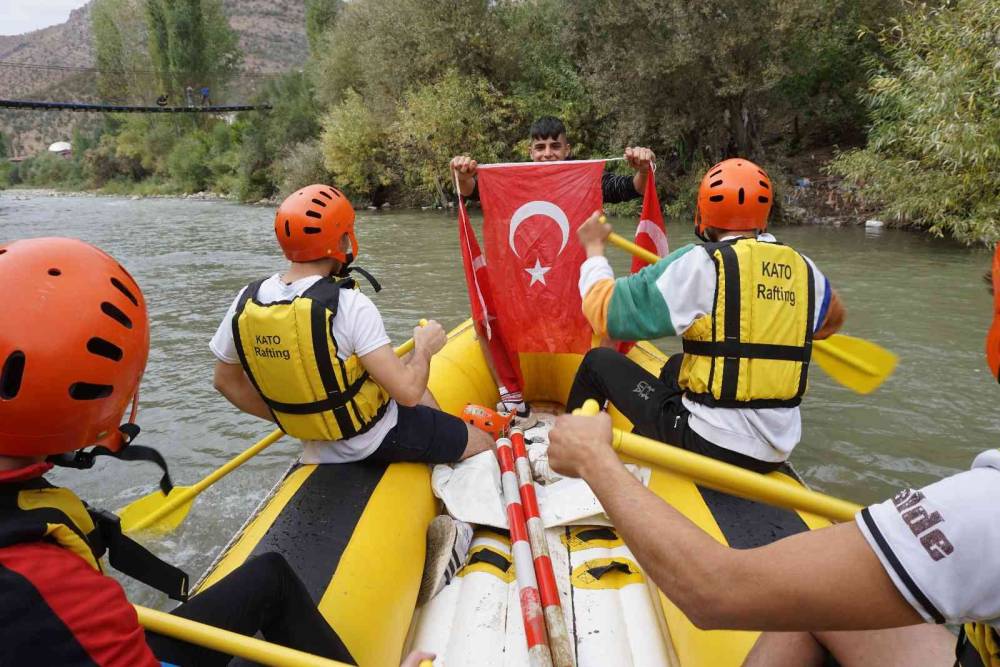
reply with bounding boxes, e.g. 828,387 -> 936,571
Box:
196,319 -> 830,666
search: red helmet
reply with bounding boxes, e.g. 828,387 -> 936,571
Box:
0,238 -> 149,457
987,245 -> 1000,382
695,158 -> 773,238
274,184 -> 357,263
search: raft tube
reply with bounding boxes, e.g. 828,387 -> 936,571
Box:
196,319 -> 830,666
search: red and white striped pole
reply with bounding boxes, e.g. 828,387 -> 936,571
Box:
496,436 -> 553,667
510,429 -> 574,667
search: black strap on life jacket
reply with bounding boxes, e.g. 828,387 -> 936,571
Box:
0,479 -> 188,602
686,238 -> 815,409
954,624 -> 990,667
87,508 -> 189,602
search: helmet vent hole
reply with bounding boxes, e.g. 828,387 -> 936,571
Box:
87,337 -> 123,361
311,198 -> 327,208
69,382 -> 113,401
738,187 -> 745,204
0,351 -> 25,400
318,190 -> 333,199
758,196 -> 770,204
48,268 -> 61,276
758,180 -> 770,189
101,302 -> 133,329
329,188 -> 342,198
709,180 -> 723,188
0,249 -> 6,255
284,220 -> 291,237
758,170 -> 767,177
709,194 -> 724,202
111,277 -> 139,306
303,226 -> 322,234
305,210 -> 322,219
709,169 -> 722,178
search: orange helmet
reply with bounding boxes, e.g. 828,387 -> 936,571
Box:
0,238 -> 148,457
987,245 -> 1000,382
695,158 -> 773,239
274,184 -> 357,263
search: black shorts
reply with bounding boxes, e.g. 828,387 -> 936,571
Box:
364,404 -> 468,464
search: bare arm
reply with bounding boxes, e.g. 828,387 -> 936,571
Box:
548,413 -> 922,632
213,361 -> 274,422
360,320 -> 446,407
625,146 -> 655,196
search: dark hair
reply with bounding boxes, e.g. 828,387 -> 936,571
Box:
529,116 -> 567,141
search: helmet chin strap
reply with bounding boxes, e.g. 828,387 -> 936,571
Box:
48,387 -> 174,495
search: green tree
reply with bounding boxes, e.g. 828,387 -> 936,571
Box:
305,0 -> 344,54
321,89 -> 396,204
391,70 -> 512,205
832,0 -> 1000,244
145,0 -> 242,98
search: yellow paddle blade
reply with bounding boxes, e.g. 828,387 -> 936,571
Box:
813,333 -> 898,394
119,486 -> 194,534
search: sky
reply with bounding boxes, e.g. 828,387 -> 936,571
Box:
0,0 -> 89,36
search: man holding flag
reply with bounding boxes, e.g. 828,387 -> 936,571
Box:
451,116 -> 656,423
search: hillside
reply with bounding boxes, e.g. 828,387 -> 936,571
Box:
0,0 -> 308,156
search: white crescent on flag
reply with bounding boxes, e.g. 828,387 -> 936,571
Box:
508,200 -> 570,258
636,219 -> 669,258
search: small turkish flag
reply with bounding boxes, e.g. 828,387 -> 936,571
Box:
632,171 -> 668,272
477,160 -> 605,355
619,171 -> 669,354
457,194 -> 523,392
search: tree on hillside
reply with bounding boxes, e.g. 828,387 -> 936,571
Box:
92,0 -> 154,103
832,0 -> 1000,244
145,0 -> 242,99
305,0 -> 344,54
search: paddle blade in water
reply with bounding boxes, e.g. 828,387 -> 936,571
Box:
119,486 -> 194,534
812,334 -> 898,394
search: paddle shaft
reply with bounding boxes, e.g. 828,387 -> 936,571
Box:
126,328 -> 424,532
134,604 -> 349,667
577,400 -> 862,522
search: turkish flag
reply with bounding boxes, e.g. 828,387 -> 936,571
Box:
619,172 -> 669,353
477,160 -> 605,355
457,194 -> 523,392
631,171 -> 668,272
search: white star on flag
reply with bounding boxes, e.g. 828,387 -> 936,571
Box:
524,258 -> 551,286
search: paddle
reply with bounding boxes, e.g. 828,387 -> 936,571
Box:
135,604 -> 349,667
603,229 -> 898,394
120,322 -> 426,534
575,399 -> 862,522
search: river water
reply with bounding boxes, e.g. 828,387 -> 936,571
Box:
2,191 -> 998,608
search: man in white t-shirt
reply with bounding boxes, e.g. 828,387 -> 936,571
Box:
567,158 -> 845,473
544,245 -> 1000,666
211,184 -> 493,465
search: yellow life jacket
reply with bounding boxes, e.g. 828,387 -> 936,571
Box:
0,469 -> 188,600
232,276 -> 391,442
679,238 -> 815,408
960,623 -> 1000,667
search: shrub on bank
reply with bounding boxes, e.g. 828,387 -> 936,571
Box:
831,0 -> 1000,244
